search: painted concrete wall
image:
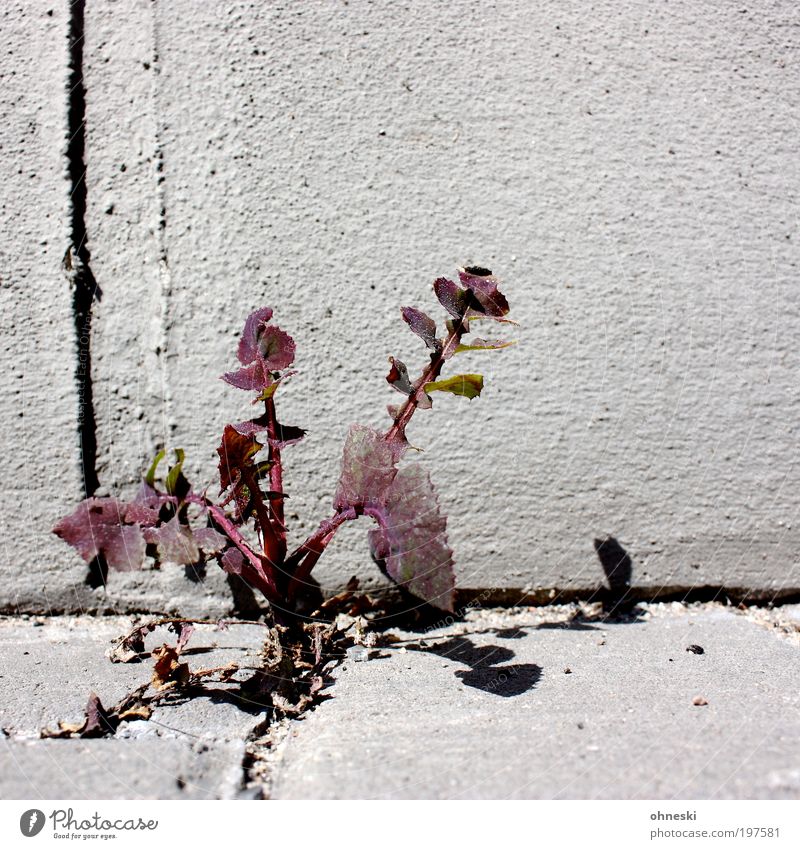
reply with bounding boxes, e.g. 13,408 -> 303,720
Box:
2,0 -> 799,613
0,4 -> 89,612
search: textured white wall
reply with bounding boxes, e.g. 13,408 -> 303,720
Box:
0,4 -> 89,611
2,0 -> 799,613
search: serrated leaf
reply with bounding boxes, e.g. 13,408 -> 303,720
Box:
53,498 -> 145,572
124,482 -> 167,526
193,527 -> 227,556
255,325 -> 296,370
424,373 -> 484,399
225,307 -> 296,393
144,516 -> 200,565
237,307 -> 274,364
222,360 -> 271,392
333,425 -> 398,510
233,414 -> 306,448
386,357 -> 413,396
458,267 -> 510,318
217,425 -> 262,496
454,338 -> 516,353
368,464 -> 455,611
401,306 -> 439,350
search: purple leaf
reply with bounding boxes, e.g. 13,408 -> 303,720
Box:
386,357 -> 414,396
333,425 -> 399,510
433,277 -> 471,318
217,425 -> 262,496
457,267 -> 510,318
222,361 -> 271,392
368,464 -> 455,611
220,547 -> 245,575
143,516 -> 200,565
53,498 -> 145,572
233,414 -> 306,448
269,424 -> 306,448
457,266 -> 495,288
401,307 -> 439,350
226,308 -> 296,393
193,527 -> 228,556
232,413 -> 270,436
237,307 -> 274,364
124,482 -> 167,526
471,288 -> 510,318
255,325 -> 296,371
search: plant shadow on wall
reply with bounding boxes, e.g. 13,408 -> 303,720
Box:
48,268 -> 519,733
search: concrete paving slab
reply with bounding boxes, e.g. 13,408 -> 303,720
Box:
0,615 -> 272,799
0,615 -> 271,737
267,604 -> 800,799
0,616 -> 144,736
0,737 -> 245,800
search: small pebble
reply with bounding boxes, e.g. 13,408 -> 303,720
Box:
692,696 -> 709,706
687,644 -> 705,655
564,667 -> 572,674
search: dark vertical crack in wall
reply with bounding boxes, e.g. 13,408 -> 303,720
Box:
67,0 -> 99,496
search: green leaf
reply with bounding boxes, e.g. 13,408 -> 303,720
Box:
424,374 -> 484,400
144,449 -> 166,488
164,449 -> 186,497
454,338 -> 517,354
256,381 -> 280,401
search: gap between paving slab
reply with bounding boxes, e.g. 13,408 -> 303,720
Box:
259,603 -> 800,800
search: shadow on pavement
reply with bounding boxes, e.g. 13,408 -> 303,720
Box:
408,636 -> 542,698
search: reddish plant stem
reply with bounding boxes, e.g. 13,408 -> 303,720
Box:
283,508 -> 354,598
264,397 -> 287,560
384,314 -> 468,444
240,469 -> 281,569
198,499 -> 280,602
